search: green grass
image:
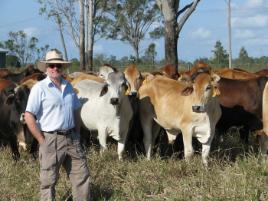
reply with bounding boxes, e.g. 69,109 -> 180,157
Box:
0,133 -> 267,201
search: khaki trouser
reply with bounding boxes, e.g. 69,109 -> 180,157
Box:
39,131 -> 91,201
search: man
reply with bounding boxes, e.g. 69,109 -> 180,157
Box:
24,49 -> 91,201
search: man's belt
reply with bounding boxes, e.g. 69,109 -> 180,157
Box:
42,128 -> 75,135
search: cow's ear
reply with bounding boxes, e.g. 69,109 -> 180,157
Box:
100,84 -> 108,96
181,86 -> 193,96
211,73 -> 221,83
179,74 -> 191,83
139,72 -> 143,80
5,94 -> 15,105
73,87 -> 79,94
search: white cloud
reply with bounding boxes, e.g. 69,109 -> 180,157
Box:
245,0 -> 264,8
234,29 -> 255,39
232,14 -> 268,28
242,37 -> 268,46
191,27 -> 211,39
23,27 -> 39,37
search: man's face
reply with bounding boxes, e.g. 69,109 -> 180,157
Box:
46,63 -> 63,79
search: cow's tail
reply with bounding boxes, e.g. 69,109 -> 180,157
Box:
262,82 -> 268,136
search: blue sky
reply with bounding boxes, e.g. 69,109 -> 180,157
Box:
0,0 -> 268,62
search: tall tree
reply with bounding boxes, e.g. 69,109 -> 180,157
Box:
237,46 -> 253,68
144,43 -> 157,66
238,47 -> 252,63
38,0 -> 68,60
211,40 -> 228,68
104,0 -> 159,61
2,31 -> 49,65
38,0 -> 113,71
79,0 -> 86,70
153,0 -> 200,70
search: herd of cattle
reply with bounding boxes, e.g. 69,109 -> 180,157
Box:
0,62 -> 268,166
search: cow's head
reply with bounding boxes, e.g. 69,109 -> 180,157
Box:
98,64 -> 117,80
100,72 -> 127,105
5,85 -> 31,125
124,64 -> 143,97
182,73 -> 220,113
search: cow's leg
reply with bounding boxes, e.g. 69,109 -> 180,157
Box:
9,135 -> 20,161
141,119 -> 154,160
240,126 -> 250,144
98,128 -> 107,155
259,134 -> 268,155
139,100 -> 156,159
181,128 -> 193,162
201,130 -> 215,167
117,126 -> 126,161
30,138 -> 38,159
117,140 -> 125,160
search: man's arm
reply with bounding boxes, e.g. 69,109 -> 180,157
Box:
24,112 -> 45,145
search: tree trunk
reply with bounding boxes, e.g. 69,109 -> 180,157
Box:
56,14 -> 68,61
87,0 -> 94,71
135,46 -> 139,61
156,0 -> 200,72
165,19 -> 178,68
79,0 -> 85,71
88,48 -> 93,71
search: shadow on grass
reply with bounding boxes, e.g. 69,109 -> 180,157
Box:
91,183 -> 115,201
60,183 -> 115,201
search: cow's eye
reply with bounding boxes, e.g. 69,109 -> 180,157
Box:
122,82 -> 128,90
206,85 -> 212,91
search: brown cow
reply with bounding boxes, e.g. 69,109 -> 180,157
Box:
255,69 -> 268,77
0,69 -> 12,78
160,64 -> 180,80
3,65 -> 42,83
179,61 -> 211,82
0,79 -> 30,160
214,68 -> 258,80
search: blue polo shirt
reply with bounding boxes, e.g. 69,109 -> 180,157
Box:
25,76 -> 81,132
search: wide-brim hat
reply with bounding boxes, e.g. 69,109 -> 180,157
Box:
37,49 -> 70,72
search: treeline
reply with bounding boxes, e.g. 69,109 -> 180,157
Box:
1,31 -> 267,73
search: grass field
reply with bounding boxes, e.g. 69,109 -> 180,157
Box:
0,132 -> 267,201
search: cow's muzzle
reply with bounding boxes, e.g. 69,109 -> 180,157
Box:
110,98 -> 119,105
129,91 -> 137,97
192,105 -> 205,113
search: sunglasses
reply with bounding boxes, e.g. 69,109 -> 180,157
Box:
47,64 -> 63,69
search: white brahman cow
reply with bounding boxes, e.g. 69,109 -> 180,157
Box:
98,64 -> 117,80
74,71 -> 133,160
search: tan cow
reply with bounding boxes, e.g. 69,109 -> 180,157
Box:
71,72 -> 105,86
138,73 -> 221,166
261,82 -> 268,154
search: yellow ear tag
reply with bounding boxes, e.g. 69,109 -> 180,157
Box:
142,78 -> 148,86
125,88 -> 130,95
212,87 -> 220,97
